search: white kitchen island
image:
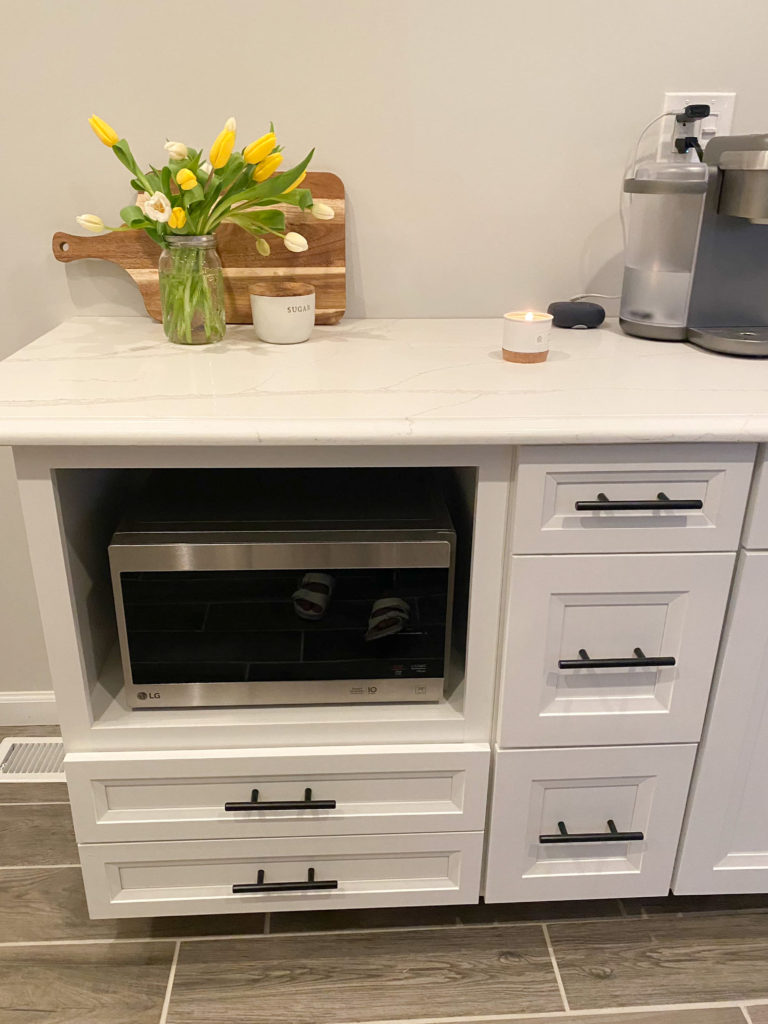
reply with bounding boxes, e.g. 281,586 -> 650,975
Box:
2,315 -> 768,917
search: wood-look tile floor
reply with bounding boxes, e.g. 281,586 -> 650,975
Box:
1,744 -> 768,1023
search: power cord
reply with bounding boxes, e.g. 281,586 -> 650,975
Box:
620,111 -> 678,249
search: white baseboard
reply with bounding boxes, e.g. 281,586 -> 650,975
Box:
0,690 -> 59,725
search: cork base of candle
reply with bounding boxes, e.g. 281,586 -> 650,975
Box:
502,349 -> 549,363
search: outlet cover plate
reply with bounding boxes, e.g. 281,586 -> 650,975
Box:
658,92 -> 736,158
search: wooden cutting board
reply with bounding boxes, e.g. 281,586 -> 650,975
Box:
52,171 -> 345,325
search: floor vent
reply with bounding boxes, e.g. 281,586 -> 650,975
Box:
0,737 -> 65,781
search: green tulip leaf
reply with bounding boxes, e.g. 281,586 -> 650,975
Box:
203,150 -> 314,232
161,167 -> 172,197
112,140 -> 137,174
119,204 -> 146,227
142,225 -> 163,247
182,184 -> 205,207
234,209 -> 286,231
292,188 -> 314,210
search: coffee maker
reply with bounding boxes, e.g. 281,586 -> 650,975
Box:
621,130 -> 768,357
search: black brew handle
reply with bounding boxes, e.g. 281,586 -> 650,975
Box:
539,819 -> 645,844
558,647 -> 676,670
225,788 -> 337,812
575,491 -> 703,512
233,867 -> 338,894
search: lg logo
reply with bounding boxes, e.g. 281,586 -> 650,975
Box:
136,692 -> 161,701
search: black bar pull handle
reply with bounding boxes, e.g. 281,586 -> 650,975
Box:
539,819 -> 645,844
225,788 -> 337,813
575,491 -> 703,512
233,867 -> 339,894
558,647 -> 676,670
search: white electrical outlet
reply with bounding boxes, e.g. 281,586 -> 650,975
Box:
657,92 -> 736,159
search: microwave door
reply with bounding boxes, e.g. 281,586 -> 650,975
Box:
109,545 -> 453,709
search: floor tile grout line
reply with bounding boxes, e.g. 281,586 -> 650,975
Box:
0,801 -> 70,806
265,915 -> 622,938
741,1006 -> 755,1024
541,923 -> 570,1013
158,939 -> 180,1024
0,937 -> 180,947
0,933 -> 267,947
0,863 -> 80,870
319,1001 -> 768,1024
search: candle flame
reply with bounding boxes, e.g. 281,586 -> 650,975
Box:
524,312 -> 534,321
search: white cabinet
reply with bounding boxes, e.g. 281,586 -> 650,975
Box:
674,551 -> 768,894
498,552 -> 735,746
78,831 -> 484,918
512,444 -> 755,554
485,744 -> 696,903
66,743 -> 490,843
744,446 -> 768,549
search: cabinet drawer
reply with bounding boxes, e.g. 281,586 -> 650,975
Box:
65,743 -> 490,843
485,744 -> 695,903
512,443 -> 755,554
499,552 -> 734,747
78,831 -> 483,918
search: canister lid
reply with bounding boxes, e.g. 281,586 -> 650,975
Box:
624,161 -> 709,194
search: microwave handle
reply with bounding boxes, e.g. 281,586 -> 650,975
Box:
224,787 -> 337,812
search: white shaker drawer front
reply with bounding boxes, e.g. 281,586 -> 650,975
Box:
485,744 -> 696,904
78,831 -> 484,918
65,743 -> 490,843
744,447 -> 768,549
498,552 -> 735,747
512,443 -> 755,554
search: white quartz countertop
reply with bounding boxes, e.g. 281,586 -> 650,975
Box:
1,315 -> 768,446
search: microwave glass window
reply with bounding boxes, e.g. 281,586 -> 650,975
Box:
120,569 -> 449,687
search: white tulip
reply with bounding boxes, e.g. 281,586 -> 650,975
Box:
143,191 -> 172,223
284,231 -> 308,253
224,116 -> 237,133
256,237 -> 271,257
135,192 -> 150,214
200,161 -> 213,177
310,202 -> 335,221
76,214 -> 104,233
164,140 -> 188,160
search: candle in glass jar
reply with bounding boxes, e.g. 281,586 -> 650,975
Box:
502,310 -> 553,363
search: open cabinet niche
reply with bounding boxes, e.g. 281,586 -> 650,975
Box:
48,461 -> 486,749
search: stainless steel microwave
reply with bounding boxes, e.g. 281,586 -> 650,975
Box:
109,469 -> 456,709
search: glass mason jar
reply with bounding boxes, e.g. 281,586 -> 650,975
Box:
158,235 -> 226,345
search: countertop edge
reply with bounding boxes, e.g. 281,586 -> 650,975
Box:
1,415 -> 763,447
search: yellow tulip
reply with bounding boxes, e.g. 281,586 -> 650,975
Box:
243,132 -> 276,165
88,115 -> 118,147
168,207 -> 187,230
224,116 -> 237,133
209,128 -> 236,169
76,214 -> 104,233
252,153 -> 284,182
175,168 -> 198,191
282,170 -> 307,194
